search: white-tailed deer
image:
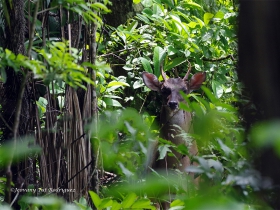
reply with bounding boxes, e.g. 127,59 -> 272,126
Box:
142,64 -> 206,209
142,65 -> 206,208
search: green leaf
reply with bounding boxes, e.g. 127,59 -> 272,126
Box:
111,200 -> 122,210
182,1 -> 202,10
217,139 -> 234,156
140,57 -> 153,73
89,191 -> 101,208
170,199 -> 185,207
107,81 -> 130,87
133,0 -> 141,4
123,64 -> 134,71
133,80 -> 144,89
179,102 -> 192,112
153,46 -> 166,77
103,98 -> 122,107
131,198 -> 153,208
99,198 -> 113,209
158,144 -> 172,160
141,0 -> 153,7
136,14 -> 151,24
201,86 -> 219,104
192,16 -> 204,27
21,196 -> 64,206
208,159 -> 224,173
143,8 -> 153,17
165,57 -> 186,71
121,193 -> 137,208
127,20 -> 138,32
204,13 -> 214,25
0,137 -> 41,165
214,11 -> 224,19
211,80 -> 223,98
161,0 -> 174,8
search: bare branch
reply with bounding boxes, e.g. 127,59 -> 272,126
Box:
202,54 -> 235,62
0,113 -> 13,132
161,65 -> 167,81
183,60 -> 192,81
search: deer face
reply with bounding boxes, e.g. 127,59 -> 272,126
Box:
142,71 -> 206,110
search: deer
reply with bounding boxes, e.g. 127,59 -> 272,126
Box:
142,63 -> 206,209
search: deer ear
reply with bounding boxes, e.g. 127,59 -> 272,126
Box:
142,72 -> 161,91
189,72 -> 206,91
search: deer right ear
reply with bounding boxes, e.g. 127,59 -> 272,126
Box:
142,72 -> 161,91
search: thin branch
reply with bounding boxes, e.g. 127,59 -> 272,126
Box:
27,0 -> 40,58
183,61 -> 192,81
37,6 -> 59,15
98,47 -> 137,58
0,113 -> 13,131
139,94 -> 148,114
202,54 -> 235,62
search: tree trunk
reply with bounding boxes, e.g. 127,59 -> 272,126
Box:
238,1 -> 280,208
1,0 -> 35,205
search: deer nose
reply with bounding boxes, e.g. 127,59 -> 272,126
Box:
168,101 -> 178,110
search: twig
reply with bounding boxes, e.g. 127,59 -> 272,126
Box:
139,94 -> 148,114
202,54 -> 235,62
0,113 -> 13,131
37,6 -> 59,15
98,47 -> 136,58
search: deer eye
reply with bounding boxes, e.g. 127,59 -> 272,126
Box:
161,86 -> 171,95
181,87 -> 188,93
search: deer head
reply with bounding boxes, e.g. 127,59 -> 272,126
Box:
142,66 -> 206,110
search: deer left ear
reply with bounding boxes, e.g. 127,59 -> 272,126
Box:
189,72 -> 206,91
142,72 -> 162,91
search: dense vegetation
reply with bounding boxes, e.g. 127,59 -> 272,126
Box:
0,0 -> 276,209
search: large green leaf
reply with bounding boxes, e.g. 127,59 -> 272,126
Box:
89,191 -> 101,208
121,193 -> 137,208
164,57 -> 186,71
140,57 -> 153,73
212,80 -> 224,98
107,81 -> 129,87
153,46 -> 166,77
204,12 -> 214,25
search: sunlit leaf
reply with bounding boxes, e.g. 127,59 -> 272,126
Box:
140,57 -> 153,73
204,13 -> 214,25
212,80 -> 223,98
153,46 -> 166,77
103,98 -> 122,107
141,0 -> 153,8
107,81 -> 130,87
165,57 -> 186,71
158,144 -> 172,160
131,198 -> 154,209
89,191 -> 102,208
118,162 -> 134,178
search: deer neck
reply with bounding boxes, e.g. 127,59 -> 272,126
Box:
160,105 -> 192,133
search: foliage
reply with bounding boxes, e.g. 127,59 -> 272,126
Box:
35,41 -> 95,89
102,0 -> 239,109
89,191 -> 155,210
0,42 -> 101,89
0,0 -> 275,209
92,0 -> 267,209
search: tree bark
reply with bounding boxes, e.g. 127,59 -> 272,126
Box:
1,0 -> 35,205
238,1 -> 280,208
